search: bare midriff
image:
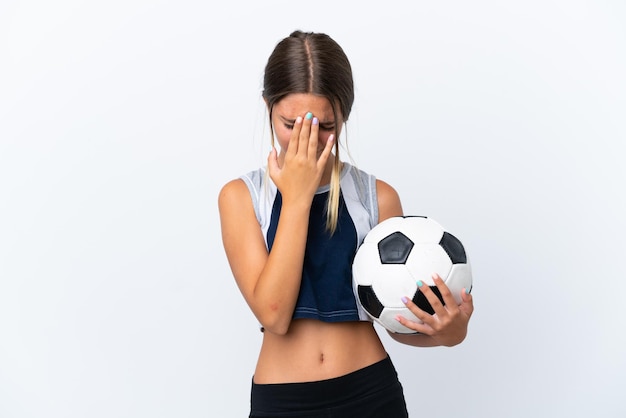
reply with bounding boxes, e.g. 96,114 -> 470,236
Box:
253,319 -> 387,384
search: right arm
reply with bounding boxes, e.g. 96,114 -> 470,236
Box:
218,114 -> 334,335
218,179 -> 310,335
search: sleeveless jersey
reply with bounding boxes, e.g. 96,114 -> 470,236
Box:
240,163 -> 378,322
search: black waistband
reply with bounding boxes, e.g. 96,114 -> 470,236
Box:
250,356 -> 400,413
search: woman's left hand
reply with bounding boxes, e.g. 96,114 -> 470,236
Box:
395,274 -> 474,347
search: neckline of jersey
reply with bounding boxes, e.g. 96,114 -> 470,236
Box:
315,162 -> 351,195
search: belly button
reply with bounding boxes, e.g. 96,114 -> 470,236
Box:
319,353 -> 324,363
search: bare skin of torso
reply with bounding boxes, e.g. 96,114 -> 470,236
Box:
253,319 -> 388,384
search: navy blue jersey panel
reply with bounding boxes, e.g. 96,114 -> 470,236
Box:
266,191 -> 282,251
266,191 -> 360,322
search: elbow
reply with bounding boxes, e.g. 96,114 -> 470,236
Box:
256,310 -> 292,336
259,319 -> 290,336
262,323 -> 290,336
249,293 -> 294,335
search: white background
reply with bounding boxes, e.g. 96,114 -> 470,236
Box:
1,1 -> 625,417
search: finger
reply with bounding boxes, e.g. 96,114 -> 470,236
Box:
307,116 -> 320,159
267,146 -> 279,178
400,295 -> 436,330
431,273 -> 460,312
286,116 -> 303,156
459,288 -> 474,317
415,278 -> 449,318
396,298 -> 437,335
316,134 -> 334,168
394,313 -> 431,335
298,112 -> 313,154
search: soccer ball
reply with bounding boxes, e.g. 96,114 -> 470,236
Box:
352,216 -> 472,334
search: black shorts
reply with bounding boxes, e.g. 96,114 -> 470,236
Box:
249,356 -> 408,418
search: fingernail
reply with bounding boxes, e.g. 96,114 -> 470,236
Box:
328,134 -> 335,142
305,112 -> 313,120
465,288 -> 470,295
416,280 -> 423,287
312,117 -> 319,125
401,296 -> 409,304
296,116 -> 302,124
395,315 -> 402,322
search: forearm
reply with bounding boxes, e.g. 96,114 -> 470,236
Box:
388,332 -> 464,347
251,202 -> 310,334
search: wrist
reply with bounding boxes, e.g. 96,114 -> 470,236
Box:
280,197 -> 313,215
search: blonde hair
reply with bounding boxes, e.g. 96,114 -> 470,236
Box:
326,115 -> 343,235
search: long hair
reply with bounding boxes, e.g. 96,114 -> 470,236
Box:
262,31 -> 354,234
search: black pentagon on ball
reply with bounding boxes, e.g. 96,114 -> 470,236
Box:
439,231 -> 467,264
357,285 -> 384,318
412,285 -> 445,315
378,231 -> 414,264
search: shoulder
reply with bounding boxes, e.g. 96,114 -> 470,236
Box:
375,178 -> 398,198
218,176 -> 262,244
375,178 -> 403,222
218,168 -> 265,207
218,178 -> 249,214
218,168 -> 260,209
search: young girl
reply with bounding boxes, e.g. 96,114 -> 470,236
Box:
218,30 -> 474,418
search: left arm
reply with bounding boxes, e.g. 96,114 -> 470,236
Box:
375,179 -> 474,347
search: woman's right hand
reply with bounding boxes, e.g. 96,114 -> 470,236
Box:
267,112 -> 334,208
